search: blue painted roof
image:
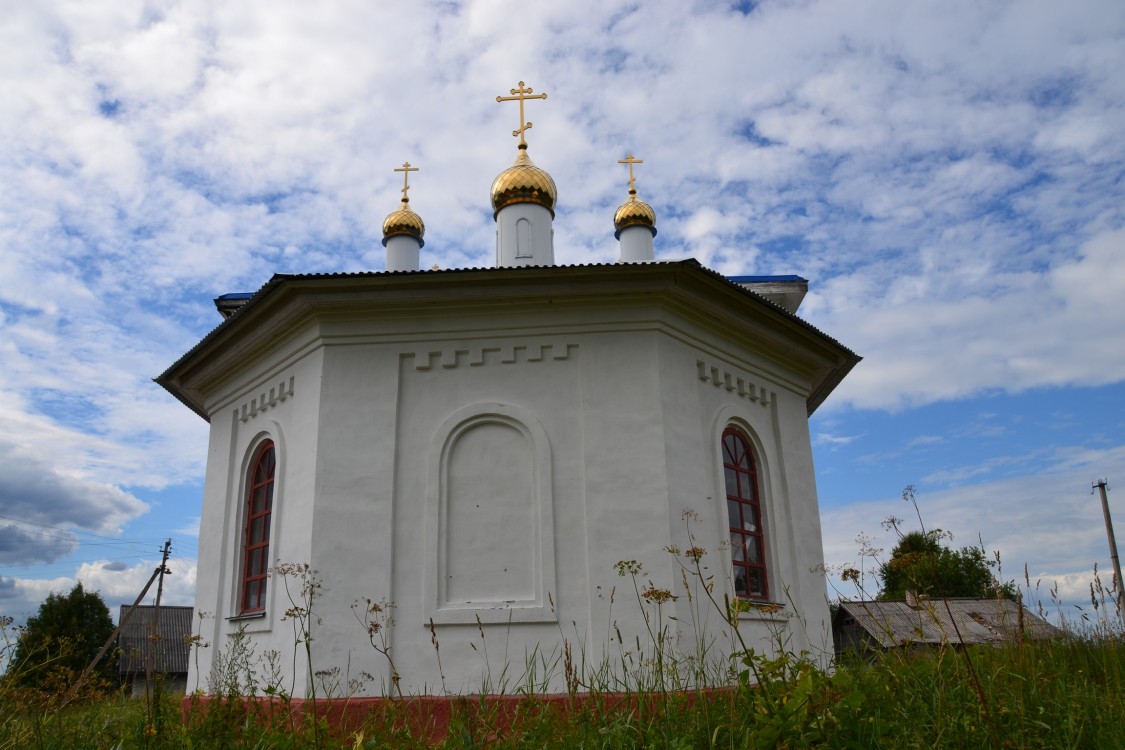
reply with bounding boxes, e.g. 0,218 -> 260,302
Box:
215,292 -> 254,301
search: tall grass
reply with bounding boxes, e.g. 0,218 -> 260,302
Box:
1,546 -> 1122,749
3,608 -> 1123,747
0,634 -> 1121,749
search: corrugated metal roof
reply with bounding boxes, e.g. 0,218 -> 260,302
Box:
117,605 -> 194,675
837,598 -> 1063,648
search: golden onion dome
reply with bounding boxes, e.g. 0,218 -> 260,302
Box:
613,190 -> 657,239
490,147 -> 557,219
381,199 -> 425,248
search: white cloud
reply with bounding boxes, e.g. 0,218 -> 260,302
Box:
75,556 -> 197,611
818,226 -> 1125,410
0,557 -> 197,626
815,432 -> 864,448
0,434 -> 147,538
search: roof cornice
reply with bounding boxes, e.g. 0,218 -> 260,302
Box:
156,261 -> 859,420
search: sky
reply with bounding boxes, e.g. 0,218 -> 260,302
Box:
1,0 -> 1124,630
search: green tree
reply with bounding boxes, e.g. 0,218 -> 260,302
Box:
877,529 -> 1016,601
8,582 -> 117,688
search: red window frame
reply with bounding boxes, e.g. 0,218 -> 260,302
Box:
722,427 -> 769,601
240,441 -> 275,613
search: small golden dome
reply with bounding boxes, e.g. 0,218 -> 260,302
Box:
490,148 -> 557,219
614,191 -> 657,239
382,200 -> 425,248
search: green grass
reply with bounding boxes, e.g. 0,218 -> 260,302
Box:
4,548 -> 1122,749
0,633 -> 1122,749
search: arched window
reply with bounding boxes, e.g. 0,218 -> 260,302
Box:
240,441 -> 275,613
722,427 -> 769,600
516,217 -> 532,258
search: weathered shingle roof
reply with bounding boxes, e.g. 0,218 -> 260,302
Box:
836,598 -> 1063,648
117,605 -> 194,675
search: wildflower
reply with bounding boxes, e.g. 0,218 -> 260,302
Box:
641,584 -> 677,604
615,560 -> 643,577
184,633 -> 210,648
685,546 -> 706,562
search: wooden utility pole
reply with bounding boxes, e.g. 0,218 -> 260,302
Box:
70,540 -> 172,703
145,539 -> 173,694
1093,479 -> 1124,625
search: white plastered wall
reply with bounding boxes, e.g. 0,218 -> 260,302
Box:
188,298 -> 833,696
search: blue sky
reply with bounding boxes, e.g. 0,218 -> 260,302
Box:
1,0 -> 1124,627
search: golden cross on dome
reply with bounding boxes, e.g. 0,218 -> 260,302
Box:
394,161 -> 419,202
496,80 -> 548,148
618,153 -> 644,194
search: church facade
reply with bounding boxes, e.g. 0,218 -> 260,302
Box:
158,82 -> 859,696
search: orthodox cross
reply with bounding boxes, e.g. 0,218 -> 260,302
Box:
618,153 -> 644,194
496,81 -> 548,148
394,161 -> 418,202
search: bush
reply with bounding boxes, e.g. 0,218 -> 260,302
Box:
8,582 -> 117,689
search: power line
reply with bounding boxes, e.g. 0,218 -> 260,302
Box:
1,553 -> 166,573
0,512 -> 164,541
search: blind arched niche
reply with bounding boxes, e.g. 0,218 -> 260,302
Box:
425,402 -> 557,624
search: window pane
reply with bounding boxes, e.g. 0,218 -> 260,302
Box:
746,536 -> 761,563
252,486 -> 266,514
722,436 -> 736,464
263,485 -> 273,511
248,548 -> 261,577
730,534 -> 745,562
244,580 -> 259,610
743,509 -> 758,532
250,517 -> 263,543
733,570 -> 747,597
741,474 -> 756,501
748,569 -> 764,597
727,499 -> 741,529
724,467 -> 737,494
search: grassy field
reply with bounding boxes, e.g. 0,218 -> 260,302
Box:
0,625 -> 1122,749
4,550 -> 1123,749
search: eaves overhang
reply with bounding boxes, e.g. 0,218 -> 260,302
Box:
155,260 -> 860,421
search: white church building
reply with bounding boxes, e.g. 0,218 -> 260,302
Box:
157,82 -> 859,697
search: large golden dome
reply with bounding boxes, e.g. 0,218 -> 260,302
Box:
382,199 -> 425,248
613,191 -> 657,239
490,148 -> 557,218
